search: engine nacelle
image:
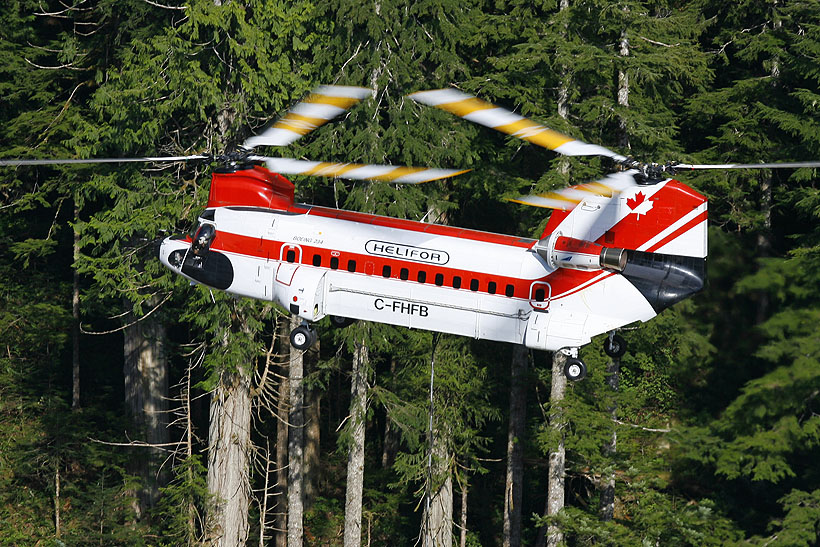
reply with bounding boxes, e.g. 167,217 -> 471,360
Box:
535,235 -> 626,272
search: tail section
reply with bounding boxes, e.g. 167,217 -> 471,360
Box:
540,171 -> 708,312
540,171 -> 708,258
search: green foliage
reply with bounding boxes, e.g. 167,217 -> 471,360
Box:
757,488 -> 820,546
3,0 -> 820,543
153,455 -> 212,545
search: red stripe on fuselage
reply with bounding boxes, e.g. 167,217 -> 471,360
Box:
645,211 -> 708,253
212,229 -> 538,299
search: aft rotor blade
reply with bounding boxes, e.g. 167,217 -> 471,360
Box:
256,156 -> 470,184
243,85 -> 372,149
510,171 -> 637,211
409,88 -> 628,163
673,161 -> 820,171
0,155 -> 208,167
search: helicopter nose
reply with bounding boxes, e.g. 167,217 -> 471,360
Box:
158,236 -> 188,271
158,237 -> 171,267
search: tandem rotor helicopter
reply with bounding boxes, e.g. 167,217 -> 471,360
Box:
4,85 -> 819,380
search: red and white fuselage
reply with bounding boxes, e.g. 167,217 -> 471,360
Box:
159,165 -> 707,352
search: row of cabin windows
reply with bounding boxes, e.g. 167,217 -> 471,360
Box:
289,250 -> 533,300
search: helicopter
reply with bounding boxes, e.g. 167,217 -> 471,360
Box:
4,85 -> 819,381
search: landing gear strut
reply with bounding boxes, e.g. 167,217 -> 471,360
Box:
289,324 -> 317,350
603,333 -> 627,358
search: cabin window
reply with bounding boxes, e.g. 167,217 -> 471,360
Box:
330,257 -> 339,270
488,281 -> 497,294
286,249 -> 296,263
452,276 -> 462,289
505,284 -> 515,297
470,279 -> 479,292
312,254 -> 321,267
400,268 -> 409,281
534,288 -> 546,302
382,265 -> 391,278
347,259 -> 357,272
435,273 -> 444,286
417,271 -> 427,284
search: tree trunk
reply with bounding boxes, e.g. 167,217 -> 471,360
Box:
557,0 -> 570,121
54,462 -> 61,538
423,425 -> 453,547
422,336 -> 452,547
557,0 -> 571,177
182,354 -> 199,542
206,366 -> 252,546
275,329 -> 290,547
757,8 -> 779,323
503,345 -> 528,547
344,334 -> 369,547
424,467 -> 454,547
303,339 -> 321,510
459,481 -> 468,547
535,351 -> 568,547
123,303 -> 169,519
547,351 -> 567,547
72,199 -> 80,409
599,356 -> 620,521
617,16 -> 630,151
288,315 -> 305,547
381,358 -> 399,469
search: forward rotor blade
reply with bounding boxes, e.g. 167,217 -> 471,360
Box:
256,156 -> 470,184
510,171 -> 637,211
673,161 -> 820,171
243,85 -> 372,149
0,155 -> 208,167
409,88 -> 628,163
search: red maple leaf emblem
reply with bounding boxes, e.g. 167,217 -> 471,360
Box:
627,192 -> 645,210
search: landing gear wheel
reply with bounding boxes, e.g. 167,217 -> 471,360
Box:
564,358 -> 587,381
290,325 -> 315,350
329,315 -> 354,329
603,334 -> 627,358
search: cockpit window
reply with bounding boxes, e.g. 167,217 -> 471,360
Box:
188,210 -> 216,238
191,223 -> 216,256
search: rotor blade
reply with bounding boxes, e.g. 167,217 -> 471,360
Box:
409,88 -> 628,163
0,155 -> 208,167
673,161 -> 820,171
243,85 -> 372,149
255,156 -> 470,184
510,171 -> 637,211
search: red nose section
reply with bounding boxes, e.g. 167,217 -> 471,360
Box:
207,165 -> 295,210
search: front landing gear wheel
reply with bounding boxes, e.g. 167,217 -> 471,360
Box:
290,325 -> 315,351
603,334 -> 627,358
564,358 -> 587,381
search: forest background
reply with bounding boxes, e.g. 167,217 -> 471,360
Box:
1,0 -> 819,545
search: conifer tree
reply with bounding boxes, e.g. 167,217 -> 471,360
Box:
299,0 -> 490,542
676,5 -> 820,541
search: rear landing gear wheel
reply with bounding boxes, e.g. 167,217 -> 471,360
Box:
564,358 -> 587,381
329,315 -> 355,328
290,325 -> 315,351
603,334 -> 627,358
